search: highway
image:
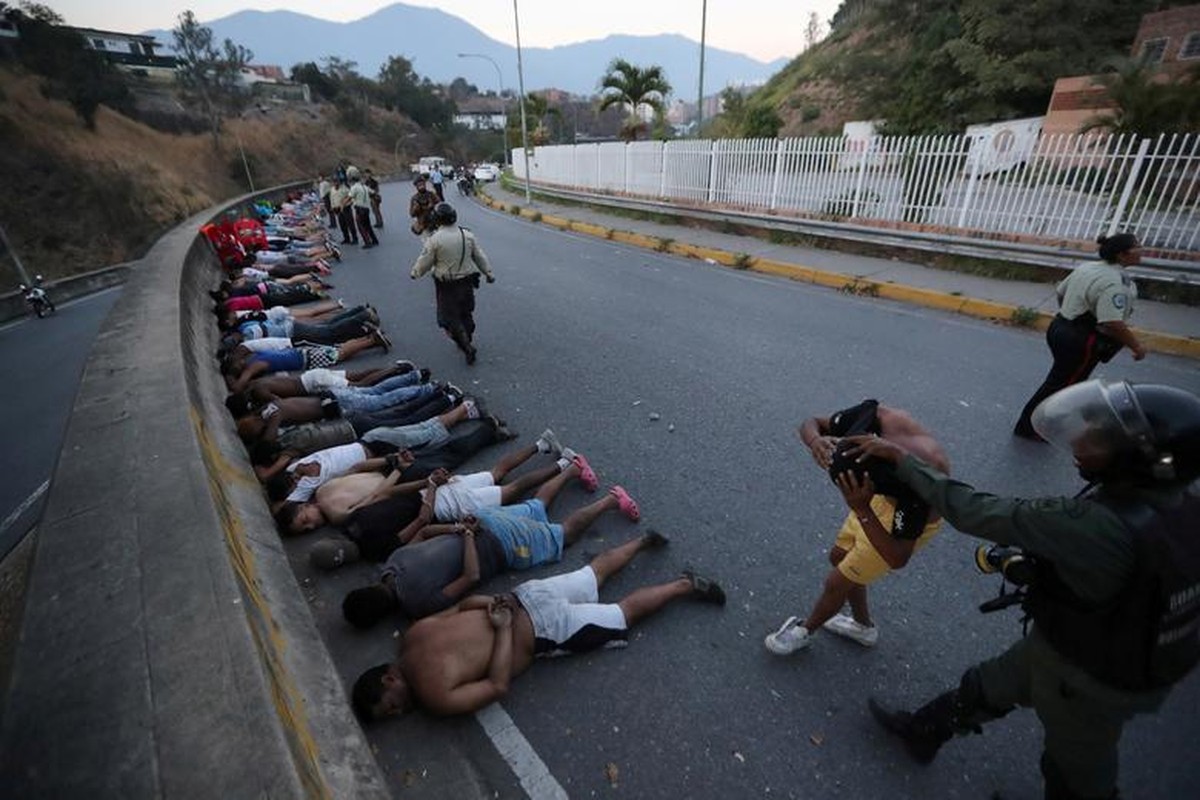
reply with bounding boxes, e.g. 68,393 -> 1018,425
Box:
0,287 -> 121,558
297,183 -> 1200,799
5,182 -> 1198,798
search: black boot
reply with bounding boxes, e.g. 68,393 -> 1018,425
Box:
868,692 -> 960,764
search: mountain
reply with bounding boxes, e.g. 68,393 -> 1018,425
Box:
144,3 -> 789,98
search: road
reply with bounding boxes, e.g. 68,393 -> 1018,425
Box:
289,182 -> 1200,799
0,287 -> 122,558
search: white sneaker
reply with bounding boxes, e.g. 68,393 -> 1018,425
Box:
764,616 -> 811,655
536,428 -> 564,456
822,613 -> 879,647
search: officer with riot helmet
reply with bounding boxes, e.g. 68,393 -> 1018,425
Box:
410,202 -> 496,365
846,379 -> 1200,800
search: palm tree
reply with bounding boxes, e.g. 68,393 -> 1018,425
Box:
598,58 -> 671,141
1083,58 -> 1200,137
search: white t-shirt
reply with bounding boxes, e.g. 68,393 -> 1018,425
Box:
240,337 -> 293,352
286,442 -> 368,502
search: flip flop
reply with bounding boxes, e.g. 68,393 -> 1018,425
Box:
573,454 -> 598,492
609,485 -> 640,522
682,569 -> 726,606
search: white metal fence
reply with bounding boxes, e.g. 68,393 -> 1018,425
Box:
513,133 -> 1200,266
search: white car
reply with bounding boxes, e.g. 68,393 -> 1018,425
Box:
473,163 -> 501,182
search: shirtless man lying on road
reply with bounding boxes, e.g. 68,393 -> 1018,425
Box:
352,535 -> 726,719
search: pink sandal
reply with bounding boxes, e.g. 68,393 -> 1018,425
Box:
572,454 -> 598,492
609,485 -> 640,522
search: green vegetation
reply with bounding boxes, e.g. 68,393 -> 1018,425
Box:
1082,59 -> 1200,136
1009,306 -> 1041,327
750,0 -> 1191,135
732,252 -> 754,270
172,11 -> 252,148
2,2 -> 130,129
598,58 -> 671,141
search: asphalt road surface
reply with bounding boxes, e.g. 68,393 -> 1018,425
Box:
288,183 -> 1200,800
0,287 -> 121,558
8,188 -> 1196,798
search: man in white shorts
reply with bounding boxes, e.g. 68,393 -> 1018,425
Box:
351,534 -> 727,719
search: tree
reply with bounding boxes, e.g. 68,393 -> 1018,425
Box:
377,55 -> 454,131
290,61 -> 340,101
1083,59 -> 1200,137
598,58 -> 671,141
743,105 -> 783,138
8,2 -> 130,129
804,12 -> 825,50
172,10 -> 252,149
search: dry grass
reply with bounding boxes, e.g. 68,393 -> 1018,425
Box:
0,69 -> 402,281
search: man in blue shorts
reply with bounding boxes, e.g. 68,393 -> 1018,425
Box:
340,457 -> 641,623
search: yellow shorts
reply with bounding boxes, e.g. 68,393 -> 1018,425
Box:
833,495 -> 940,586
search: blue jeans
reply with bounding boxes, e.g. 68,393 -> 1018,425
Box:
330,376 -> 434,414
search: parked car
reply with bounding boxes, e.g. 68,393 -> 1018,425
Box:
410,156 -> 452,177
473,163 -> 501,182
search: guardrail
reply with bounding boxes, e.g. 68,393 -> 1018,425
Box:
512,133 -> 1200,276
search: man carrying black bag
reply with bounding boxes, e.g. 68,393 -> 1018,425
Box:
850,379 -> 1200,800
410,202 -> 495,365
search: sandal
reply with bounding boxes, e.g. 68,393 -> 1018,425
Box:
573,454 -> 598,492
608,485 -> 640,522
682,569 -> 726,606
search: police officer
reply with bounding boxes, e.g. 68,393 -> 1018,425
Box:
408,174 -> 439,237
410,202 -> 495,365
851,379 -> 1200,799
1014,233 -> 1147,440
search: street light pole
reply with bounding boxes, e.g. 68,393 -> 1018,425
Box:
513,0 -> 532,204
457,52 -> 510,168
697,0 -> 707,136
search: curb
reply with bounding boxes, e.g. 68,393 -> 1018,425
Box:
477,190 -> 1200,361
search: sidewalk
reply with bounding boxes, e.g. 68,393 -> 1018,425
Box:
481,182 -> 1199,359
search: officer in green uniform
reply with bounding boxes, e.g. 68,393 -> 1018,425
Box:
849,379 -> 1200,799
1014,233 -> 1147,440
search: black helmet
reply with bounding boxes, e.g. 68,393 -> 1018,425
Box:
1033,379 -> 1200,485
432,202 -> 457,227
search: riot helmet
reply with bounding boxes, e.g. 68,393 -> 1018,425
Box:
432,202 -> 457,227
1032,379 -> 1200,485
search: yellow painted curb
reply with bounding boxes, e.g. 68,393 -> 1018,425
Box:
611,230 -> 663,249
476,190 -> 1200,360
569,220 -> 611,238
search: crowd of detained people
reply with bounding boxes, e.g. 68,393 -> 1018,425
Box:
202,169 -> 726,724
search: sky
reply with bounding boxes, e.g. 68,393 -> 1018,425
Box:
48,0 -> 843,63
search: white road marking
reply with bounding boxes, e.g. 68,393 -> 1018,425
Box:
476,703 -> 569,800
0,479 -> 49,537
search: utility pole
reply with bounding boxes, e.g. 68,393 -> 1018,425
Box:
696,0 -> 707,136
0,222 -> 32,286
513,0 -> 532,203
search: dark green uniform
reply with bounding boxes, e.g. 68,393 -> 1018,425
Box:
895,454 -> 1170,798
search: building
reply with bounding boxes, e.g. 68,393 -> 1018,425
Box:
1043,4 -> 1200,136
1131,4 -> 1200,79
454,96 -> 508,130
71,27 -> 176,74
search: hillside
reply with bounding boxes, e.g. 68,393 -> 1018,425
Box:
749,0 -> 1178,136
0,68 -> 417,281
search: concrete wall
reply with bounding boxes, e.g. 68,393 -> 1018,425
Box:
0,185 -> 388,798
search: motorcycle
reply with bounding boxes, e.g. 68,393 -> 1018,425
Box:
19,275 -> 55,318
456,175 -> 476,197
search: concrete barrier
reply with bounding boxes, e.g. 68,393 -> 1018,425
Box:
0,184 -> 388,798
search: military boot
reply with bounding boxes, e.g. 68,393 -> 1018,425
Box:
868,692 -> 961,764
